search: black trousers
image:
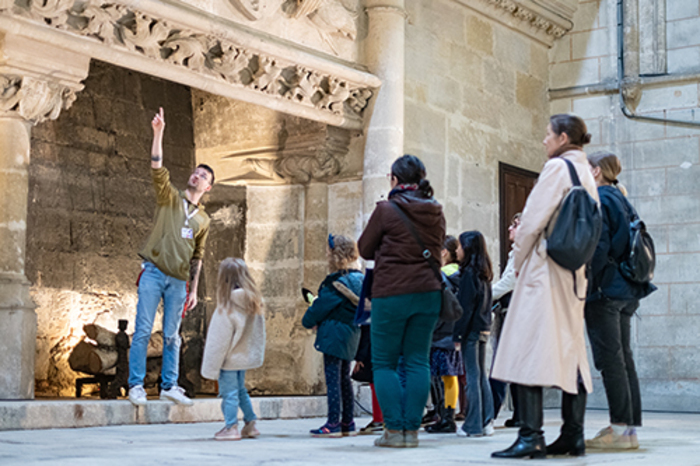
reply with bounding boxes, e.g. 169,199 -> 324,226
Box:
585,298 -> 642,426
518,383 -> 586,438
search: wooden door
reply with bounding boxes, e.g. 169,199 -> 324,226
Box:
498,163 -> 539,273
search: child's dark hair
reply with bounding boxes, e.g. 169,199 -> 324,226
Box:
391,154 -> 434,198
458,231 -> 493,282
443,235 -> 459,265
549,114 -> 591,147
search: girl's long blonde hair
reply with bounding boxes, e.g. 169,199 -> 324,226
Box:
217,258 -> 263,315
588,151 -> 628,196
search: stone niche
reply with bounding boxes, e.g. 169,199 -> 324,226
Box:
28,60 -> 199,396
193,91 -> 364,395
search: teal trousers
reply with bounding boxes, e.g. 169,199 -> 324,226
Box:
371,291 -> 441,431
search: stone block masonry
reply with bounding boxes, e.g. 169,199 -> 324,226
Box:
28,60 -> 197,396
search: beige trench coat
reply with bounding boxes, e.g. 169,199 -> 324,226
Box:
491,149 -> 599,395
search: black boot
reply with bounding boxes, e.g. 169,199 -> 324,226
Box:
547,384 -> 587,456
504,383 -> 522,427
492,433 -> 546,459
426,407 -> 456,433
492,385 -> 545,459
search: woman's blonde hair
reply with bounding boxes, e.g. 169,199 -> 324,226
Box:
588,151 -> 628,196
217,258 -> 263,315
328,235 -> 359,272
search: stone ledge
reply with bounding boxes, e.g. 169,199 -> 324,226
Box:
0,396 -> 329,432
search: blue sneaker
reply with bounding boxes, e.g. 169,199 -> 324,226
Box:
310,423 -> 342,438
341,421 -> 357,437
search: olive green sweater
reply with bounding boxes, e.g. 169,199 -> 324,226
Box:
138,167 -> 210,281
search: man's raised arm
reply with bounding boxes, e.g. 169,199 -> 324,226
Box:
151,107 -> 165,169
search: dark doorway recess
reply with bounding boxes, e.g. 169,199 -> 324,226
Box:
498,162 -> 539,273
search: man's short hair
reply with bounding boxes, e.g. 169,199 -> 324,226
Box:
197,164 -> 215,186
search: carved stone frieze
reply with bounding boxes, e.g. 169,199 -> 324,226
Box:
228,0 -> 265,21
0,74 -> 79,123
482,0 -> 569,38
0,0 -> 375,124
220,125 -> 354,184
286,0 -> 358,55
453,0 -> 576,45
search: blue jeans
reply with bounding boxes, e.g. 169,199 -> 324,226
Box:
128,262 -> 187,390
323,354 -> 354,425
219,370 -> 257,428
371,291 -> 440,431
461,332 -> 494,435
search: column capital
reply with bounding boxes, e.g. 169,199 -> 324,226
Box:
364,0 -> 407,17
0,74 -> 82,124
0,34 -> 89,124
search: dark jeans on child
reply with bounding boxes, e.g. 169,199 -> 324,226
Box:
585,298 -> 642,426
324,354 -> 354,425
461,331 -> 494,435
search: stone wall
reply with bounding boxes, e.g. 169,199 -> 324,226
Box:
28,61 -> 196,396
404,0 -> 551,264
550,0 -> 700,411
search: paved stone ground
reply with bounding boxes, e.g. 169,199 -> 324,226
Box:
1,409 -> 699,465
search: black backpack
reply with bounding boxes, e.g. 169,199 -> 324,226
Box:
546,158 -> 602,272
619,210 -> 655,284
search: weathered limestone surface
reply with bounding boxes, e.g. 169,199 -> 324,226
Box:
244,185 -> 326,395
405,0 -> 550,260
550,0 -> 700,412
0,396 -> 331,431
183,0 -> 364,62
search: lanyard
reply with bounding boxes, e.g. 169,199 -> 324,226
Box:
183,199 -> 199,227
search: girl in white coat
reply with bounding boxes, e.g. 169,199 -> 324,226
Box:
201,258 -> 266,441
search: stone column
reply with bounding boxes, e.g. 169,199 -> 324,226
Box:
0,36 -> 88,398
362,0 -> 406,223
0,114 -> 36,399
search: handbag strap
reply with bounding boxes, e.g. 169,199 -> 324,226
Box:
390,202 -> 445,287
561,158 -> 582,187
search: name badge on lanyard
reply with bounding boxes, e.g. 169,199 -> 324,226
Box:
182,199 -> 198,240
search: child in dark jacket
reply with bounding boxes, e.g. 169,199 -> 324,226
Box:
302,234 -> 363,438
426,235 -> 464,434
453,231 -> 494,437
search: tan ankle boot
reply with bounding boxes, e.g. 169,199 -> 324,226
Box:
374,429 -> 405,448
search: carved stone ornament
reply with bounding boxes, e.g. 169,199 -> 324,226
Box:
222,125 -> 353,184
286,0 -> 358,55
228,0 -> 265,21
476,0 -> 572,39
0,0 -> 374,122
0,74 -> 78,123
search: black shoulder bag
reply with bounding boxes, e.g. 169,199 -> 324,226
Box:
390,202 -> 464,322
546,158 -> 602,272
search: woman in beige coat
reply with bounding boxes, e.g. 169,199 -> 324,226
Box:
491,114 -> 599,459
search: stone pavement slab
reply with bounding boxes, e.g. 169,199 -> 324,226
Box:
1,410 -> 699,465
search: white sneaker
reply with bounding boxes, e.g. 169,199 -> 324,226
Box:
456,428 -> 467,438
128,385 -> 147,406
483,421 -> 495,436
160,386 -> 194,406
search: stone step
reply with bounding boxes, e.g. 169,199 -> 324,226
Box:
0,396 -> 330,432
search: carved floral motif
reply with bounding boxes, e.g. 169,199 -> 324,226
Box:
0,75 -> 78,123
0,0 -> 373,121
482,0 -> 569,38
